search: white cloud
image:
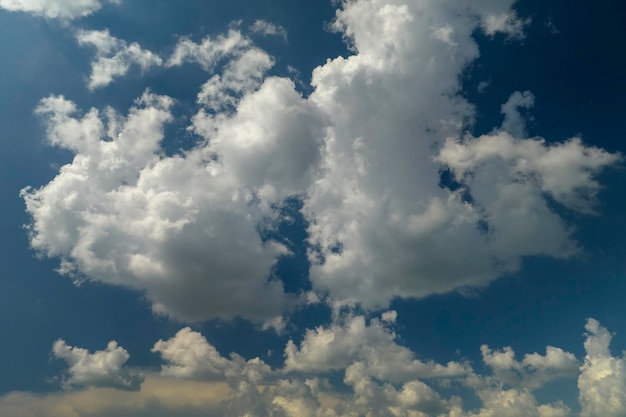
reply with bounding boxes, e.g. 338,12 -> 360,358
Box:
0,0 -> 119,20
152,327 -> 272,383
24,0 -> 619,322
458,387 -> 571,417
166,29 -> 250,71
250,19 -> 288,41
284,314 -> 468,383
303,0 -> 620,311
192,75 -> 327,200
481,344 -> 579,390
23,89 -> 305,323
500,90 -> 535,138
196,48 -> 274,111
77,29 -> 162,90
438,131 -> 621,215
578,318 -> 626,417
481,11 -> 530,39
381,310 -> 398,323
52,339 -> 143,390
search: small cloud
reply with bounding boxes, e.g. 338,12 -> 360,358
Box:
477,79 -> 491,94
381,310 -> 397,324
482,11 -> 530,40
250,19 -> 288,41
76,29 -> 162,90
52,339 -> 144,391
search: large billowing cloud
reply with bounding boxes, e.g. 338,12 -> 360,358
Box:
303,0 -> 621,310
22,29 -> 325,322
6,316 -> 620,417
0,0 -> 119,20
23,0 -> 620,321
52,339 -> 143,390
21,88 -> 313,323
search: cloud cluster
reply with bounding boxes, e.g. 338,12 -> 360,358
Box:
52,339 -> 143,390
23,0 -> 620,322
10,316 -> 620,416
0,0 -> 119,20
77,29 -> 163,90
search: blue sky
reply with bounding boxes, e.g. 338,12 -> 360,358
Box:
0,0 -> 625,416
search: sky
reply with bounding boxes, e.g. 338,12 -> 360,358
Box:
0,0 -> 625,416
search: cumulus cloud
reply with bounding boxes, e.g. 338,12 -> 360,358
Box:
152,327 -> 272,383
438,131 -> 621,215
250,19 -> 288,41
24,0 -> 619,321
4,317 -> 623,416
457,387 -> 571,417
0,0 -> 119,20
284,313 -> 468,382
304,0 -> 620,310
77,29 -> 162,90
52,339 -> 143,390
22,87 -> 318,322
578,318 -> 626,417
481,344 -> 579,390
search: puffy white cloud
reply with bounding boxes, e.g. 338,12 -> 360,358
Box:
22,88 -> 308,323
152,327 -> 272,383
77,29 -> 163,90
52,339 -> 143,390
303,0 -> 620,310
192,75 -> 327,200
578,318 -> 626,417
250,19 -> 288,41
481,344 -> 578,390
438,131 -> 621,215
0,0 -> 119,20
284,314 -> 468,383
